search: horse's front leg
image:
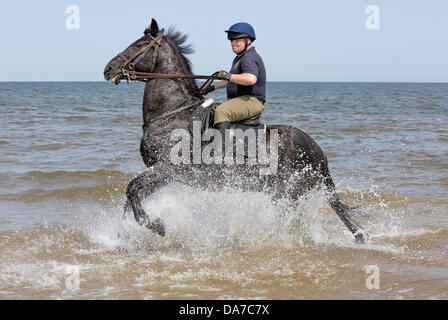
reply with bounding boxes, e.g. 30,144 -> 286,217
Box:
126,166 -> 168,236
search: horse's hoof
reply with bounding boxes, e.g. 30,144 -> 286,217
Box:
146,217 -> 165,237
117,231 -> 130,240
354,229 -> 369,245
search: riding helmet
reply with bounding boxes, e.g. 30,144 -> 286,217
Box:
225,22 -> 256,41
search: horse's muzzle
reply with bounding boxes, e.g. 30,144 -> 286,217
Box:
114,75 -> 122,85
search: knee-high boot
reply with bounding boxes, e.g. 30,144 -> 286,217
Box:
214,121 -> 231,164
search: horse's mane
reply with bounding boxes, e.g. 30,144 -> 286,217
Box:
166,27 -> 195,73
144,26 -> 194,74
144,25 -> 200,98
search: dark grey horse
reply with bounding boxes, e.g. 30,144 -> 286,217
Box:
103,19 -> 368,244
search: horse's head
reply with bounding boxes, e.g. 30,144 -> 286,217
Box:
104,19 -> 164,85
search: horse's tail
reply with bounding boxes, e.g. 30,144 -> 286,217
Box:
323,170 -> 368,244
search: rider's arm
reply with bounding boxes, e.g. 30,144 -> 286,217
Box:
213,72 -> 257,90
229,73 -> 257,86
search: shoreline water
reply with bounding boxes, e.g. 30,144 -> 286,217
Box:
0,81 -> 446,299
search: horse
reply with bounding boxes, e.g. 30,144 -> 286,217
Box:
103,19 -> 368,244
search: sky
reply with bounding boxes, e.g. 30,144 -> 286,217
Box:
1,0 -> 447,82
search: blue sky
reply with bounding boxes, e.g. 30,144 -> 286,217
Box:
1,0 -> 447,82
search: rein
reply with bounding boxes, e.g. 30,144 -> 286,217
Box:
117,30 -> 219,91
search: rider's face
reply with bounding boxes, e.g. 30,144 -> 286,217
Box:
231,38 -> 250,54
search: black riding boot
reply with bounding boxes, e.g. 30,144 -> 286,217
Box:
214,121 -> 231,164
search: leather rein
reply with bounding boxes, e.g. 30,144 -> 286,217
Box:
117,29 -> 218,91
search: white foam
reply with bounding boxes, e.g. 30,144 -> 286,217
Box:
79,181 -> 432,262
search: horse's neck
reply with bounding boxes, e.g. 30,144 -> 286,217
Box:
142,42 -> 199,126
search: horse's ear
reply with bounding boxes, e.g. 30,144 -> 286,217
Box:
149,18 -> 159,37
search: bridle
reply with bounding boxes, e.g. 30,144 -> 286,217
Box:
117,30 -> 164,81
116,29 -> 219,92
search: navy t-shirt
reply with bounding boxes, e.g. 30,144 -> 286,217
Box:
226,47 -> 266,102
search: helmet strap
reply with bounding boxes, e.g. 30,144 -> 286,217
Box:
235,38 -> 250,55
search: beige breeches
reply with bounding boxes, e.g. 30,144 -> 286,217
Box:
214,95 -> 264,124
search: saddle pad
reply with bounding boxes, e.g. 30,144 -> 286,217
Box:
188,101 -> 216,135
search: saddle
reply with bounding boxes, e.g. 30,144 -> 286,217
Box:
188,98 -> 264,135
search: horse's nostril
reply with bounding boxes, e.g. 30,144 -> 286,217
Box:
106,66 -> 112,73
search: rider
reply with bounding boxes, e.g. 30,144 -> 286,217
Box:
201,22 -> 266,135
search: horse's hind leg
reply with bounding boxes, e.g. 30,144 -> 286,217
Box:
324,175 -> 368,244
126,168 -> 168,236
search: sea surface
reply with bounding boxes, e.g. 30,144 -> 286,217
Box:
0,81 -> 447,299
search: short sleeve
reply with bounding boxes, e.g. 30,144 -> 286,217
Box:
240,55 -> 259,77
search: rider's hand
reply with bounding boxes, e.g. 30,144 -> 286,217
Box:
200,84 -> 215,96
216,70 -> 231,81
